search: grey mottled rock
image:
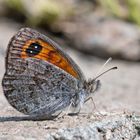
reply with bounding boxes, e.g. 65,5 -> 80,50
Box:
47,114 -> 140,140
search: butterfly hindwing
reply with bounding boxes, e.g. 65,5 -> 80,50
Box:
2,58 -> 79,117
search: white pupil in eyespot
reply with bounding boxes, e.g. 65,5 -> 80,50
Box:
26,42 -> 42,56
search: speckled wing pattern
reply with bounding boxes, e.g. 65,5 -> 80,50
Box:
3,58 -> 79,117
2,28 -> 85,118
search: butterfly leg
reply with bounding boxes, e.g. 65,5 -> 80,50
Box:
56,99 -> 74,119
67,98 -> 81,116
85,97 -> 96,109
84,97 -> 104,119
57,98 -> 81,119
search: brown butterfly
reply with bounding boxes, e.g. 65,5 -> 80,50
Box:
2,28 -> 117,120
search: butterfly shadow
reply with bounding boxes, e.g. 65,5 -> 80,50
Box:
0,115 -> 56,122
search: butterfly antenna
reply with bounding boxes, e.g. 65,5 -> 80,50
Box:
90,57 -> 117,83
95,57 -> 112,77
94,66 -> 117,81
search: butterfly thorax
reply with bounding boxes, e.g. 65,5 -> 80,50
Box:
83,79 -> 101,98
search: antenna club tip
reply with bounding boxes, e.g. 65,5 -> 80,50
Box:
113,66 -> 118,70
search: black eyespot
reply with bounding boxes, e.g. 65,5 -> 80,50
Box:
26,42 -> 42,57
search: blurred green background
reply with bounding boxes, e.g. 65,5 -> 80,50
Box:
2,0 -> 140,27
1,0 -> 140,61
0,0 -> 140,126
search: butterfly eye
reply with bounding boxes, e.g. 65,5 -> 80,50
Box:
26,42 -> 42,57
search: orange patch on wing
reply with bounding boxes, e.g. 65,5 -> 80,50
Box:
21,39 -> 79,79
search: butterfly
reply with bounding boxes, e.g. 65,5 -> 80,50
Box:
2,28 -> 117,120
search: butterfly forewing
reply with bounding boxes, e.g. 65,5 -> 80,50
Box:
6,28 -> 84,80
